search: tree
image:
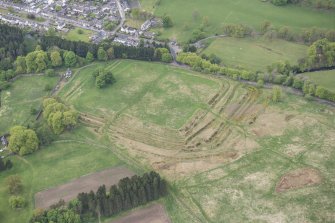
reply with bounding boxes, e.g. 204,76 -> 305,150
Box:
64,51 -> 77,67
161,53 -> 173,63
35,51 -> 48,72
45,68 -> 56,77
97,47 -> 108,61
9,196 -> 26,209
86,51 -> 94,62
271,86 -> 282,102
162,15 -> 173,28
6,175 -> 23,194
107,47 -> 115,60
50,50 -> 63,67
43,98 -> 78,134
14,56 -> 26,74
8,126 -> 39,156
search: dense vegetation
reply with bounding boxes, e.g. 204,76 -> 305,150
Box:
271,0 -> 335,9
42,98 -> 78,135
29,171 -> 167,223
0,24 -> 26,70
8,126 -> 39,156
177,38 -> 335,102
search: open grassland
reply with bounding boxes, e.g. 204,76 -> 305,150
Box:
0,126 -> 123,223
59,60 -> 335,222
143,0 -> 335,42
0,75 -> 58,134
64,27 -> 94,42
1,61 -> 334,222
59,60 -> 220,129
301,70 -> 335,92
202,37 -> 308,71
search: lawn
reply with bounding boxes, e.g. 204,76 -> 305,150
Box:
64,27 -> 94,42
143,0 -> 335,42
0,75 -> 59,134
202,37 -> 308,71
301,70 -> 335,92
0,126 -> 123,223
58,60 -> 220,129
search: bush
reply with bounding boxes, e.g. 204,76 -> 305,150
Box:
271,86 -> 283,102
9,196 -> 26,209
6,175 -> 23,195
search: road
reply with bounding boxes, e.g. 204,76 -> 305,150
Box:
113,0 -> 126,34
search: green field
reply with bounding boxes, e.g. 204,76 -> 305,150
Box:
1,61 -> 335,223
0,75 -> 58,134
202,37 -> 308,71
143,0 -> 335,42
0,126 -> 123,223
302,70 -> 335,92
64,27 -> 94,43
59,60 -> 220,129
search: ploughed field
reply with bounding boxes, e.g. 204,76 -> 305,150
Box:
57,60 -> 335,222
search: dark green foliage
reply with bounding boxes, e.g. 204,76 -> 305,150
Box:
271,0 -> 288,6
162,15 -> 173,28
77,171 -> 167,219
92,69 -> 116,88
0,24 -> 26,70
223,24 -> 253,38
29,207 -> 81,223
0,158 -> 13,172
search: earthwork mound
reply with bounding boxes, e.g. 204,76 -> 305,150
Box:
276,168 -> 322,193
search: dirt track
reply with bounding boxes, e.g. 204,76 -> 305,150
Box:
35,166 -> 134,209
110,204 -> 171,223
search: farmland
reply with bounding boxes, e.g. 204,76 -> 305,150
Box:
201,37 -> 308,71
145,0 -> 335,42
0,75 -> 58,133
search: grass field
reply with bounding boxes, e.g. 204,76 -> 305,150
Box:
1,61 -> 334,223
301,70 -> 335,92
0,75 -> 58,134
0,126 -> 123,223
64,27 -> 94,42
202,37 -> 308,71
59,60 -> 220,129
142,0 -> 335,42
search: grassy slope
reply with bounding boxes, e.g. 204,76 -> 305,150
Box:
0,75 -> 59,134
146,0 -> 335,42
165,93 -> 335,223
202,37 -> 308,71
59,60 -> 220,129
64,28 -> 93,43
302,70 -> 335,92
0,126 -> 123,223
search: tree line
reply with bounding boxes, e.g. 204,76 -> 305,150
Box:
29,171 -> 168,223
0,24 -> 26,71
271,0 -> 335,9
177,38 -> 335,102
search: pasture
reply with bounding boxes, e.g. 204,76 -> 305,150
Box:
0,61 -> 334,223
201,37 -> 308,71
143,0 -> 335,42
58,60 -> 335,222
302,70 -> 335,92
0,75 -> 58,134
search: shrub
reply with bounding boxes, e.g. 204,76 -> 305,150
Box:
6,175 -> 23,195
9,196 -> 26,209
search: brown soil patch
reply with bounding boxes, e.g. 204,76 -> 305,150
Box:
35,167 -> 134,209
276,168 -> 322,193
110,204 -> 171,223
